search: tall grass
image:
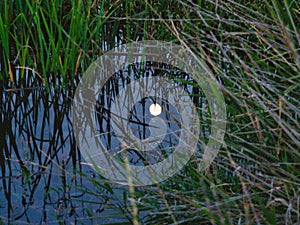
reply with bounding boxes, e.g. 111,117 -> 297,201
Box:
131,1 -> 300,224
1,0 -> 300,224
1,0 -> 121,87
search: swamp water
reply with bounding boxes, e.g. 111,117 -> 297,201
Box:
0,61 -> 209,224
1,69 -> 132,224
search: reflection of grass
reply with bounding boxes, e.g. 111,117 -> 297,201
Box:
1,0 -> 300,224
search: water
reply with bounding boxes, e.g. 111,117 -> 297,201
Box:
0,61 -> 209,224
0,70 -> 132,224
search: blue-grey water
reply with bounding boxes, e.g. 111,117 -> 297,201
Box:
0,70 -> 132,224
0,62 -> 208,224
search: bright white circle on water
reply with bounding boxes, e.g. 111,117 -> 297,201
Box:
72,40 -> 227,186
149,103 -> 162,116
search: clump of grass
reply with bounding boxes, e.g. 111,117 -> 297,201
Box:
1,0 -> 123,88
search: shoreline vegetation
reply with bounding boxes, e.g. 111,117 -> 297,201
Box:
1,0 -> 299,224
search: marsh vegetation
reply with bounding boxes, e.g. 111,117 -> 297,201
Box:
1,0 -> 299,224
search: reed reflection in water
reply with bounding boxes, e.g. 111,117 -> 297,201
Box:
0,69 -> 133,224
0,63 -> 210,223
